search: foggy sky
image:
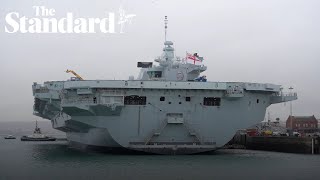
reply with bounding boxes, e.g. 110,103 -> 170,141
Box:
0,0 -> 319,122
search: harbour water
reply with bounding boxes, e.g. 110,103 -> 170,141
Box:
0,121 -> 319,180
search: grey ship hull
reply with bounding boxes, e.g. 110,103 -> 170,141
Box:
32,80 -> 297,154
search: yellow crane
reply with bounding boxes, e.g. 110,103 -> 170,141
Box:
66,69 -> 84,80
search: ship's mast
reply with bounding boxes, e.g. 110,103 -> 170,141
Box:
164,16 -> 168,41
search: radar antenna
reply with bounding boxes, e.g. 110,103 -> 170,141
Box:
164,16 -> 168,41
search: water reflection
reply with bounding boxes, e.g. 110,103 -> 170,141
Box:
1,140 -> 319,180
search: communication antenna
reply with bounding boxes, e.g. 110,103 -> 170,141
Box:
164,16 -> 168,41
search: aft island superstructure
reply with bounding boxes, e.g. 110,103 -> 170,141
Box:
32,17 -> 297,154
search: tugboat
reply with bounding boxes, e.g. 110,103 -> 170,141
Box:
21,121 -> 56,141
4,135 -> 16,139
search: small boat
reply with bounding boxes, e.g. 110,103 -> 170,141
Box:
21,120 -> 56,141
4,135 -> 16,139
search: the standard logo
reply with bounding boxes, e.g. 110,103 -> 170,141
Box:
5,6 -> 136,34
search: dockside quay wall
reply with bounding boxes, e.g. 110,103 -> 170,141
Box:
245,136 -> 319,154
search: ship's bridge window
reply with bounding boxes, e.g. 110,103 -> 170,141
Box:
147,71 -> 162,78
124,95 -> 146,105
203,97 -> 221,106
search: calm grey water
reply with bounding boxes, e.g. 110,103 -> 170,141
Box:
0,121 -> 319,180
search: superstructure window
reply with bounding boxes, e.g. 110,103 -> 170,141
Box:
124,95 -> 146,105
147,71 -> 162,78
160,97 -> 165,101
186,97 -> 191,102
203,97 -> 221,106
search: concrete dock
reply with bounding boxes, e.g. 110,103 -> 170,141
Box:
226,135 -> 320,154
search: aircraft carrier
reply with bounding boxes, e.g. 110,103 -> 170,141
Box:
32,17 -> 297,154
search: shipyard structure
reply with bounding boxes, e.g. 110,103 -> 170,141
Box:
32,17 -> 297,154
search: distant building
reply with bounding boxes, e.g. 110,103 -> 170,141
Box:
286,115 -> 318,133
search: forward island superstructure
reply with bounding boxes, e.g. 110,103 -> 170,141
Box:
32,17 -> 297,154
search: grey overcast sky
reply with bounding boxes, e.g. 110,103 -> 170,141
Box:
0,0 -> 319,122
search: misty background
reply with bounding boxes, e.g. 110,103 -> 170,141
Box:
0,0 -> 319,123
